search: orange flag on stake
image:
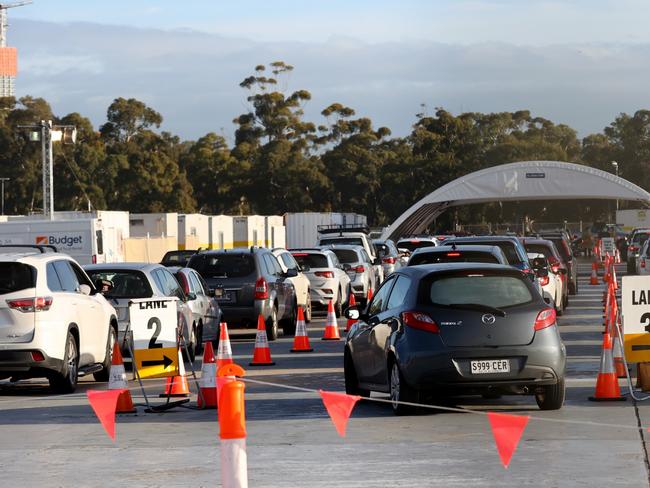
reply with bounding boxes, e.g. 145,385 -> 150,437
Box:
87,389 -> 125,441
487,412 -> 530,469
319,390 -> 360,437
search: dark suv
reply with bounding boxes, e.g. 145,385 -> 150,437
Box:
187,248 -> 297,340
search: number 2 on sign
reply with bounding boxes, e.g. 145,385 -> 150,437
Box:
148,317 -> 163,349
642,312 -> 650,334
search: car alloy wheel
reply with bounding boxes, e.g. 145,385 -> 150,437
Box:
266,306 -> 279,341
389,362 -> 416,415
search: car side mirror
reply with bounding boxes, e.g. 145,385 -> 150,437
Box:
531,256 -> 548,270
286,268 -> 298,278
345,307 -> 360,320
187,292 -> 197,301
300,265 -> 310,272
78,284 -> 92,296
342,263 -> 352,272
373,258 -> 381,266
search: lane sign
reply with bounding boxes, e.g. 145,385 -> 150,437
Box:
130,298 -> 179,378
600,237 -> 615,257
622,276 -> 650,362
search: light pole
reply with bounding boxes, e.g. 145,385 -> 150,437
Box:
611,161 -> 619,212
0,177 -> 9,215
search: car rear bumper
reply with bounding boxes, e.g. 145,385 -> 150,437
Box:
0,349 -> 64,378
219,300 -> 272,327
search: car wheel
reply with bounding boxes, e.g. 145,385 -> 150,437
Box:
282,302 -> 297,336
266,305 -> 279,341
535,377 -> 565,410
344,349 -> 369,397
93,326 -> 116,382
195,323 -> 204,356
305,299 -> 312,323
628,260 -> 636,274
389,361 -> 417,415
185,323 -> 197,363
568,281 -> 576,295
555,295 -> 564,316
563,294 -> 569,308
50,331 -> 79,394
335,288 -> 343,317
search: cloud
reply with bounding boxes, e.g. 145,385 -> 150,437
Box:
9,19 -> 650,141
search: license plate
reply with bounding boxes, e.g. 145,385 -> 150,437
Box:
470,359 -> 510,374
215,290 -> 233,302
214,288 -> 223,298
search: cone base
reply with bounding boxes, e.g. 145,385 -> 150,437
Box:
290,348 -> 314,353
249,361 -> 276,366
159,393 -> 190,398
588,396 -> 627,402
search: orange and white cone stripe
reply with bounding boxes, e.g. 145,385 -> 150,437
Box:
322,300 -> 341,341
108,342 -> 136,413
198,341 -> 217,409
589,333 -> 626,401
250,315 -> 275,366
217,322 -> 234,369
219,364 -> 248,488
291,307 -> 313,353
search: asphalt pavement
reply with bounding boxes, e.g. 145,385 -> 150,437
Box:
1,259 -> 650,487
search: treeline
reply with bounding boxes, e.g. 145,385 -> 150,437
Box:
0,61 -> 647,228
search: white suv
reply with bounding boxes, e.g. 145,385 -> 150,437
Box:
272,248 -> 313,322
0,246 -> 118,393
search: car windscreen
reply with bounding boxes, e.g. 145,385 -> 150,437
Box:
409,251 -> 500,265
292,253 -> 328,269
423,273 -> 533,309
397,240 -> 436,252
452,241 -> 522,265
86,270 -> 152,298
332,249 -> 359,264
0,262 -> 36,294
188,254 -> 255,278
319,237 -> 364,247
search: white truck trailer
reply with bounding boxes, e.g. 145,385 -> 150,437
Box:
284,212 -> 367,248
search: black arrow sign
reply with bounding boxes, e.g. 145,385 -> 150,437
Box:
141,355 -> 174,369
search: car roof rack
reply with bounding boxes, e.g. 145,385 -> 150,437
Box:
317,224 -> 370,235
0,244 -> 58,254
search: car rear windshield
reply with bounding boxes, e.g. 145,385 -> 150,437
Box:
423,273 -> 533,309
332,249 -> 359,264
189,254 -> 255,278
161,251 -> 196,265
545,237 -> 571,261
319,237 -> 364,247
397,240 -> 436,252
87,270 -> 152,298
0,262 -> 36,294
633,232 -> 650,245
374,243 -> 390,258
453,241 -> 522,265
292,253 -> 328,269
409,251 -> 499,265
524,244 -> 553,259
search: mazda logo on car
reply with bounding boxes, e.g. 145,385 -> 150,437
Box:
482,313 -> 496,325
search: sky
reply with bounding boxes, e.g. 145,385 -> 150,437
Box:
7,0 -> 650,141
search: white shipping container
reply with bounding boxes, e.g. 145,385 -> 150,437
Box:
284,212 -> 368,249
617,209 -> 650,231
209,215 -> 234,249
233,215 -> 266,247
178,214 -> 211,250
130,213 -> 178,238
264,216 -> 285,248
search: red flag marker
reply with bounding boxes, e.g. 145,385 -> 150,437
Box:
487,412 -> 530,469
87,389 -> 125,441
319,390 -> 360,437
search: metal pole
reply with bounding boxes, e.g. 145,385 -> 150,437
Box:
47,121 -> 54,218
41,120 -> 47,218
0,177 -> 9,215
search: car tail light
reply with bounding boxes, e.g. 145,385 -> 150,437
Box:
31,351 -> 45,362
354,265 -> 365,273
292,253 -> 308,257
642,258 -> 646,269
446,252 -> 461,257
401,311 -> 440,333
382,257 -> 396,264
7,297 -> 53,312
410,239 -> 420,244
630,245 -> 638,252
91,254 -> 97,264
177,272 -> 190,295
315,271 -> 334,278
254,277 -> 269,300
539,275 -> 550,286
534,308 -> 556,331
550,263 -> 561,274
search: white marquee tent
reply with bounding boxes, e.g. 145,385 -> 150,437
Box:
382,161 -> 650,240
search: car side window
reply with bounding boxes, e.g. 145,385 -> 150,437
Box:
361,249 -> 371,263
367,276 -> 396,316
265,254 -> 283,276
160,269 -> 185,299
151,269 -> 165,294
386,276 -> 411,309
53,260 -> 80,292
189,272 -> 204,295
329,253 -> 340,268
198,274 -> 211,294
69,261 -> 93,288
281,252 -> 298,271
46,262 -> 63,292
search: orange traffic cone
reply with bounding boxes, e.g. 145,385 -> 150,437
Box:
590,261 -> 599,285
198,341 -> 217,409
160,347 -> 190,397
366,287 -> 374,303
291,306 -> 313,353
589,333 -> 626,401
345,293 -> 358,332
250,315 -> 275,366
612,263 -> 619,290
108,342 -> 136,414
217,322 -> 233,369
322,300 -> 341,341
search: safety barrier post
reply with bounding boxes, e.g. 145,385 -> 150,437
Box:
218,364 -> 248,488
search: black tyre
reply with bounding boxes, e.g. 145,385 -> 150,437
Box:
266,305 -> 279,341
282,302 -> 297,336
93,326 -> 116,382
389,361 -> 417,415
344,349 -> 369,397
305,298 -> 313,323
335,288 -> 344,317
535,377 -> 565,410
555,295 -> 564,317
50,331 -> 79,394
186,323 -> 197,362
628,260 -> 636,275
195,323 -> 204,356
563,294 -> 569,308
568,280 -> 577,296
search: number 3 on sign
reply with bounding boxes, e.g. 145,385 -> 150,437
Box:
148,317 -> 162,349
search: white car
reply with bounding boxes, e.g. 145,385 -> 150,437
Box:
272,248 -> 313,322
322,244 -> 377,305
290,249 -> 351,316
638,240 -> 650,275
528,252 -> 563,314
0,245 -> 118,393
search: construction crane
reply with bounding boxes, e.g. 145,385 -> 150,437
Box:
0,1 -> 32,47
